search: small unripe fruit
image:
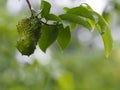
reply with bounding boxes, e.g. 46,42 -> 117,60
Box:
16,16 -> 41,56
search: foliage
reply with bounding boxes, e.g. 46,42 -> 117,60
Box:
16,1 -> 113,57
1,0 -> 120,90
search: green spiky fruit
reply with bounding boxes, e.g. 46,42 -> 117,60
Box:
16,16 -> 41,56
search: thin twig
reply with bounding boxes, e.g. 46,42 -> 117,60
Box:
40,20 -> 61,26
26,0 -> 33,16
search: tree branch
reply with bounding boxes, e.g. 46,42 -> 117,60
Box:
26,0 -> 33,16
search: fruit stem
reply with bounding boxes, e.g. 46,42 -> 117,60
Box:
26,0 -> 33,17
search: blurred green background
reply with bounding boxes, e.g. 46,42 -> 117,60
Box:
1,0 -> 120,90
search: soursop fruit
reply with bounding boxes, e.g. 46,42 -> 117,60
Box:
16,16 -> 41,56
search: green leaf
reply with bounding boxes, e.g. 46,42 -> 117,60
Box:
87,19 -> 95,32
40,0 -> 44,10
91,11 -> 113,57
70,22 -> 76,30
102,12 -> 111,23
81,3 -> 93,10
59,14 -> 91,30
79,4 -> 107,33
66,5 -> 95,21
90,10 -> 113,57
39,25 -> 58,52
63,7 -> 70,11
41,1 -> 51,18
94,12 -> 107,34
101,27 -> 113,57
45,14 -> 61,22
57,25 -> 71,51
